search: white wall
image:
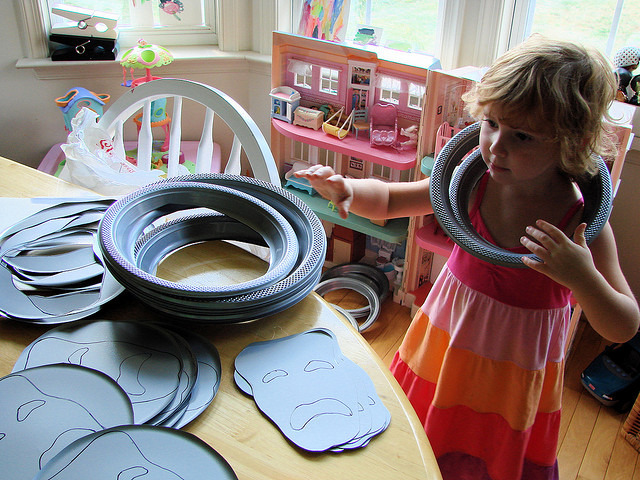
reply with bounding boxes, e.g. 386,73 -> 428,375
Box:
1,2 -> 273,170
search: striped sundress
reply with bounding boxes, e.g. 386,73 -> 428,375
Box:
391,174 -> 583,480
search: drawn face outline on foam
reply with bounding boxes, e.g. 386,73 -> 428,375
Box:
0,374 -> 106,478
261,356 -> 353,431
15,321 -> 185,424
0,365 -> 133,480
235,329 -> 361,450
37,430 -> 185,480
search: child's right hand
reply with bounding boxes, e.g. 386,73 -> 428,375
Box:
293,165 -> 353,219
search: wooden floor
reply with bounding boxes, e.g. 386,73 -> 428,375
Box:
322,289 -> 640,480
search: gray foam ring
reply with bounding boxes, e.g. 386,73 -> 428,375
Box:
99,181 -> 298,298
98,175 -> 326,322
430,122 -> 613,267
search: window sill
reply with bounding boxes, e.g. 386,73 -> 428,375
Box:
16,45 -> 271,80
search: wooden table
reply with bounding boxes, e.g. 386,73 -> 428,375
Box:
0,156 -> 441,480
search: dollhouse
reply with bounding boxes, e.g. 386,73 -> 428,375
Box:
269,31 -> 453,304
269,32 -> 634,317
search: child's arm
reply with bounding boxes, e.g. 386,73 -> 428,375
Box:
521,220 -> 640,343
294,165 -> 433,220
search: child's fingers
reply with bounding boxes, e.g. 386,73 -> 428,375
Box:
337,201 -> 351,219
532,219 -> 564,243
293,164 -> 327,177
572,223 -> 588,247
326,174 -> 346,186
520,235 -> 547,259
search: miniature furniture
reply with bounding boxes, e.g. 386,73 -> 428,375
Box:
293,106 -> 324,130
322,107 -> 354,140
0,156 -> 442,480
352,108 -> 369,139
269,86 -> 301,124
369,103 -> 398,147
284,160 -> 316,194
98,78 -> 279,183
434,122 -> 463,157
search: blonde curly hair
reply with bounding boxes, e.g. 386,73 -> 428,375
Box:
462,34 -> 618,178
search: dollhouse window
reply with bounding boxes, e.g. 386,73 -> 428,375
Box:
294,73 -> 313,89
290,139 -> 337,170
288,59 -> 313,89
380,89 -> 400,105
320,68 -> 340,95
408,83 -> 426,110
377,75 -> 401,105
371,163 -> 393,181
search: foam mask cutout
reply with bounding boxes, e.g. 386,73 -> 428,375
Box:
32,425 -> 238,480
13,320 -> 184,424
0,364 -> 133,480
235,328 -> 390,452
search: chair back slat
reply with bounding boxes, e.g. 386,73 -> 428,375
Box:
225,135 -> 242,176
195,108 -> 215,174
137,100 -> 153,171
166,95 -> 183,178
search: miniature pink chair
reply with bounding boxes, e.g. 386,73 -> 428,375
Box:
369,103 -> 398,147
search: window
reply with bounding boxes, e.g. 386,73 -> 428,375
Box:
345,0 -> 439,54
408,83 -> 426,110
370,163 -> 393,181
294,72 -> 312,89
320,67 -> 340,95
509,0 -> 640,57
20,0 -> 296,60
42,0 -> 216,47
379,88 -> 400,105
289,59 -> 313,89
377,75 -> 401,105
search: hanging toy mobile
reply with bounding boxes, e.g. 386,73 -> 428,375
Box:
119,39 -> 174,154
120,39 -> 174,88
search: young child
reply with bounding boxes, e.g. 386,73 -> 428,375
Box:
295,35 -> 640,480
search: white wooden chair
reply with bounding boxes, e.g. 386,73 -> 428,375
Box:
97,78 -> 280,184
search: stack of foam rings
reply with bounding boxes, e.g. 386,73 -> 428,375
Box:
98,174 -> 326,323
314,263 -> 390,332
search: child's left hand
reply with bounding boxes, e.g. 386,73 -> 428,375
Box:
520,219 -> 595,288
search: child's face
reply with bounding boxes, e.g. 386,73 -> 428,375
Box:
479,105 -> 562,185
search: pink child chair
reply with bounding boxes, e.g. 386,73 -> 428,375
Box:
369,103 -> 398,147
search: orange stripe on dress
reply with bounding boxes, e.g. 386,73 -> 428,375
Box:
398,318 -> 563,431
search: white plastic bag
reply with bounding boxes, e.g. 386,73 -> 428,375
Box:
59,108 -> 165,196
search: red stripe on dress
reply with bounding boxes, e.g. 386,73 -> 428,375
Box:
391,353 -> 560,480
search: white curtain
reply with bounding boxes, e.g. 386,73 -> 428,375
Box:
375,74 -> 405,92
288,59 -> 313,76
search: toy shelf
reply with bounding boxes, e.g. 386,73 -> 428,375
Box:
283,185 -> 409,244
414,222 -> 453,258
272,119 -> 417,170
